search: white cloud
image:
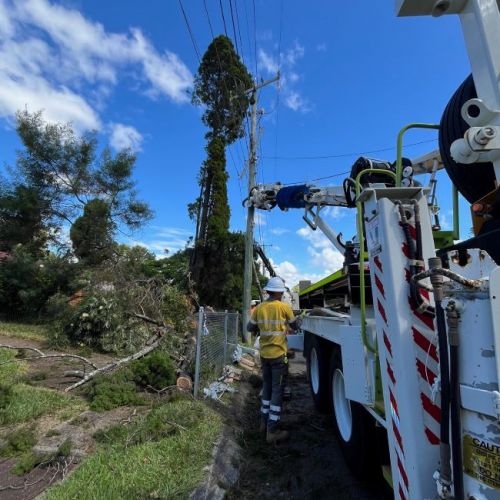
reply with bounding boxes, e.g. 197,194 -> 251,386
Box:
0,0 -> 192,133
257,48 -> 279,75
131,226 -> 193,257
284,42 -> 305,66
270,227 -> 289,236
316,42 -> 327,52
254,213 -> 266,226
109,123 -> 143,151
269,258 -> 324,289
285,91 -> 310,113
324,206 -> 348,219
297,226 -> 345,274
257,40 -> 309,113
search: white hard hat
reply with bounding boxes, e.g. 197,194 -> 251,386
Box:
264,276 -> 286,292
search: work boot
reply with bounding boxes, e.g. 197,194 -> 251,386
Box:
266,428 -> 289,444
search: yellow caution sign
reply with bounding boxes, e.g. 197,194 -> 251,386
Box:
463,434 -> 500,489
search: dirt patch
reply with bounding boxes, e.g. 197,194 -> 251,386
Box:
0,333 -> 116,391
226,357 -> 391,500
0,406 -> 144,500
0,456 -> 75,500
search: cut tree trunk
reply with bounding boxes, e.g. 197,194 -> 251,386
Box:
176,372 -> 193,391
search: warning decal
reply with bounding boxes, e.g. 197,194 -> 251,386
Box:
463,434 -> 500,489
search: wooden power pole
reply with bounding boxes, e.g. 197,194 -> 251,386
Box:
242,74 -> 279,342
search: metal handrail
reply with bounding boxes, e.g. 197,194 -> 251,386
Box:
395,123 -> 440,186
355,168 -> 397,353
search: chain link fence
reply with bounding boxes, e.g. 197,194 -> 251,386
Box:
193,307 -> 241,398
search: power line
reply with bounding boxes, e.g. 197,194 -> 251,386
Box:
252,0 -> 258,78
178,0 -> 201,63
228,0 -> 241,57
219,0 -> 228,37
203,0 -> 215,39
282,170 -> 352,186
233,0 -> 246,66
242,0 -> 255,78
273,0 -> 284,180
262,138 -> 438,161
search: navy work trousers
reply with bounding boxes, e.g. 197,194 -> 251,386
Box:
260,355 -> 286,432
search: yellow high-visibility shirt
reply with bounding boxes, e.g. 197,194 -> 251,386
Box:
250,299 -> 294,359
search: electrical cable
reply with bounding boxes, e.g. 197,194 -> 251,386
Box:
178,0 -> 201,63
273,0 -> 284,181
203,0 -> 215,39
228,0 -> 241,58
263,138 -> 437,161
252,0 -> 258,78
219,0 -> 228,37
233,0 -> 246,66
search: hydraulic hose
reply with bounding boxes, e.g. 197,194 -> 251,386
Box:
428,257 -> 452,488
397,202 -> 434,315
447,304 -> 464,500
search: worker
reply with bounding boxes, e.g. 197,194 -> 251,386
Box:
247,276 -> 300,444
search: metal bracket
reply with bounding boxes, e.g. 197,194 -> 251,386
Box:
460,385 -> 500,421
451,125 -> 500,164
303,205 -> 346,254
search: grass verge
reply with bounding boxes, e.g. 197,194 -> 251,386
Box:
0,321 -> 48,342
46,399 -> 223,499
0,348 -> 85,425
0,384 -> 85,425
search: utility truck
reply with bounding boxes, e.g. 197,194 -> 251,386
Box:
247,1 -> 500,498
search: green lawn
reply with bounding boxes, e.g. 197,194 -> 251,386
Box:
46,399 -> 223,499
0,348 -> 85,426
0,321 -> 49,342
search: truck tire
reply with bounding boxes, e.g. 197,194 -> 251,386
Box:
439,74 -> 495,203
306,334 -> 330,413
329,349 -> 377,479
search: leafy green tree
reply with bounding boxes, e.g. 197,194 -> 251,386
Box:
10,110 -> 152,250
192,35 -> 253,144
0,246 -> 74,318
0,183 -> 47,254
70,199 -> 113,265
190,36 -> 252,308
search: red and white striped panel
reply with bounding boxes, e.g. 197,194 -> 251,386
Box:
403,225 -> 441,446
372,255 -> 410,500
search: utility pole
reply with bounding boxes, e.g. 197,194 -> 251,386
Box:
242,74 -> 279,342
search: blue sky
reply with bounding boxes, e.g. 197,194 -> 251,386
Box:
0,0 -> 474,287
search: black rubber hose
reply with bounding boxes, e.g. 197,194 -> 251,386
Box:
436,301 -> 452,483
450,343 -> 464,499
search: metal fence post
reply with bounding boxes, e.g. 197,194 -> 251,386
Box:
236,312 -> 240,343
193,307 -> 204,399
223,310 -> 228,364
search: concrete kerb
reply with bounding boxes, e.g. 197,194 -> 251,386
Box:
189,427 -> 242,500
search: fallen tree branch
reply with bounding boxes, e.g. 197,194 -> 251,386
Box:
64,370 -> 85,378
0,344 -> 44,356
64,336 -> 162,392
133,313 -> 163,327
0,345 -> 97,370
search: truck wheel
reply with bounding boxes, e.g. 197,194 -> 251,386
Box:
329,349 -> 377,479
306,335 -> 330,413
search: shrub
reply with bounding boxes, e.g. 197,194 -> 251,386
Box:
87,369 -> 145,412
64,293 -> 121,350
131,352 -> 176,391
